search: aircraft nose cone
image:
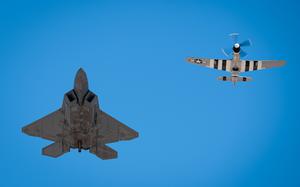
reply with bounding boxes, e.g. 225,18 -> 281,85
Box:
74,68 -> 89,96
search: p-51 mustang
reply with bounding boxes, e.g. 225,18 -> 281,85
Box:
186,33 -> 285,85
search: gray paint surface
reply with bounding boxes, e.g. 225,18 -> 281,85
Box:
22,68 -> 138,160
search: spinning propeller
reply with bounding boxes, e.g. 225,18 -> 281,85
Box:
222,33 -> 252,58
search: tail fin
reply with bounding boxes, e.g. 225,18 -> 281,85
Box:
218,76 -> 252,82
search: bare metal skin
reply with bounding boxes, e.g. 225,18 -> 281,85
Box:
186,33 -> 285,85
22,68 -> 138,159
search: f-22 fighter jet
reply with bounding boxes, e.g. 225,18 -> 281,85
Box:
186,33 -> 285,85
22,68 -> 138,160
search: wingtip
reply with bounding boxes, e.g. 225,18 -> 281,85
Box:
21,126 -> 34,136
129,131 -> 139,140
129,131 -> 139,139
280,60 -> 286,66
186,57 -> 193,63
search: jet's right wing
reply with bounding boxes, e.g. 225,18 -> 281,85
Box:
96,109 -> 139,144
22,109 -> 64,141
186,57 -> 232,72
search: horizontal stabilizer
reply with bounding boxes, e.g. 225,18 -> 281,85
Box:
90,144 -> 118,160
42,142 -> 70,158
218,76 -> 252,82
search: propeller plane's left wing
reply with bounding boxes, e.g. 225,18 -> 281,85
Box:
186,57 -> 232,72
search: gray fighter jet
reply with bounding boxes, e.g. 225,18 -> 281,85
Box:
22,68 -> 138,160
186,33 -> 285,85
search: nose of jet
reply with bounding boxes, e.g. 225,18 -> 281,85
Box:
74,68 -> 89,97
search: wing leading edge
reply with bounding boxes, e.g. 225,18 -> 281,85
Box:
96,109 -> 139,144
240,60 -> 285,72
186,57 -> 232,72
22,108 -> 64,141
22,108 -> 69,158
187,58 -> 285,73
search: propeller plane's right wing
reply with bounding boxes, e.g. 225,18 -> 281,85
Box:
186,57 -> 232,72
239,60 -> 285,72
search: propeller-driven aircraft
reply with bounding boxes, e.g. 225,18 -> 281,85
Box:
186,33 -> 285,85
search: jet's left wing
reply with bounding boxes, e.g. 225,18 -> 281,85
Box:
96,109 -> 138,144
22,108 -> 64,141
186,57 -> 232,72
240,60 -> 285,72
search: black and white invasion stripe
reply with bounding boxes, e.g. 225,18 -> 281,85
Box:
240,60 -> 263,72
210,59 -> 231,71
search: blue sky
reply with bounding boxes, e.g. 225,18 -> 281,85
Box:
0,0 -> 299,186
